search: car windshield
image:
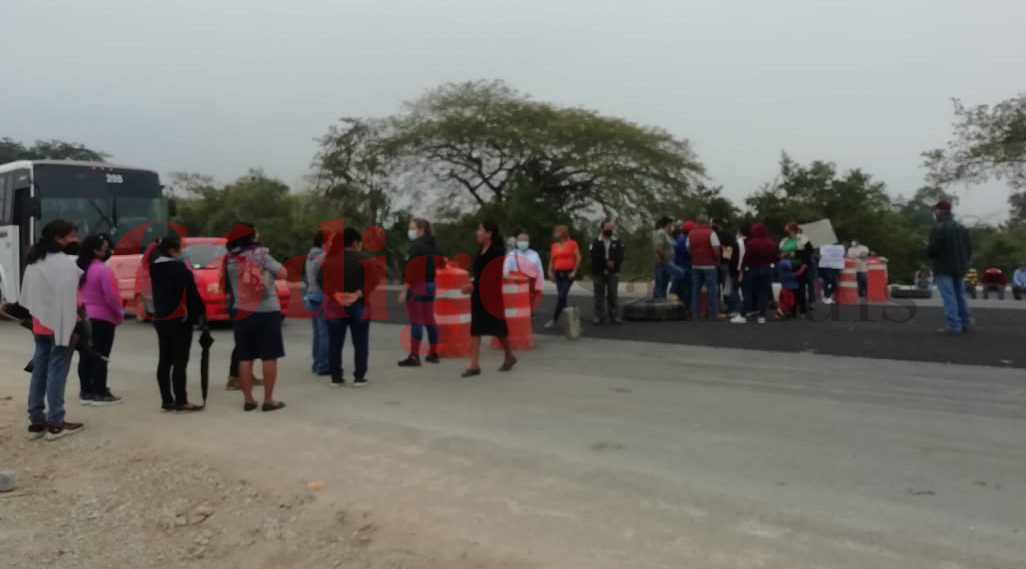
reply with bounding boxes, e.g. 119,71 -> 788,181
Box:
184,243 -> 226,269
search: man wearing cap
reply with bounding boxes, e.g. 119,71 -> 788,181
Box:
927,200 -> 973,333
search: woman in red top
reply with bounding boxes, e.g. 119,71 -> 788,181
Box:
546,225 -> 581,329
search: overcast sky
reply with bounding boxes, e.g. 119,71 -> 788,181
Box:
3,0 -> 1024,222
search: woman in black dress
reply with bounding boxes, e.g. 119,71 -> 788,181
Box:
462,221 -> 517,378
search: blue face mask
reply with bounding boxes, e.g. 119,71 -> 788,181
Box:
516,241 -> 529,251
408,229 -> 419,241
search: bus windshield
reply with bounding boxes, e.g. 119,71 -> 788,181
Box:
32,163 -> 166,249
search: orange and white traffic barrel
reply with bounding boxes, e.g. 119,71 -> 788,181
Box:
434,265 -> 472,357
492,274 -> 533,350
868,258 -> 889,302
837,258 -> 859,305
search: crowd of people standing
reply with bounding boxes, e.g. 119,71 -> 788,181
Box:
11,200 -> 1002,440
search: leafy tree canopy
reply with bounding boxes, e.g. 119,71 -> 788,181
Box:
924,94 -> 1026,190
382,80 -> 707,225
1,137 -> 109,163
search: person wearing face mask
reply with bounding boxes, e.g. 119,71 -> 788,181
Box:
76,233 -> 124,406
503,228 -> 544,311
21,219 -> 87,440
546,225 -> 582,329
151,234 -> 207,412
398,218 -> 442,367
589,218 -> 624,325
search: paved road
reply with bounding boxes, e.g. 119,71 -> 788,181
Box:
372,288 -> 1026,368
2,319 -> 1023,568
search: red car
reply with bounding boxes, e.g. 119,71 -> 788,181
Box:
183,237 -> 291,321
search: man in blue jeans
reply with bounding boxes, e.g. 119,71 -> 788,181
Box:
927,200 -> 973,334
652,217 -> 684,300
687,216 -> 722,319
321,228 -> 372,387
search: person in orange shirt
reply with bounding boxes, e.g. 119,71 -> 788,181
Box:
546,225 -> 581,329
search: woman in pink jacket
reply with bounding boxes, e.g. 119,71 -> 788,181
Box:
77,234 -> 125,406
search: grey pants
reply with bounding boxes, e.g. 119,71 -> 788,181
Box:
593,273 -> 620,322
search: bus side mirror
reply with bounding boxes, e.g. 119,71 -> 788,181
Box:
167,197 -> 178,218
29,197 -> 41,219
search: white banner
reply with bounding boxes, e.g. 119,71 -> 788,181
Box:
819,244 -> 846,269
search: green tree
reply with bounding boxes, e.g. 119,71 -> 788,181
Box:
924,94 -> 1026,190
748,154 -> 924,280
172,170 -> 313,259
386,80 -> 706,225
0,137 -> 109,163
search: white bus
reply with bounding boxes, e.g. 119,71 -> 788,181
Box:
0,160 -> 170,304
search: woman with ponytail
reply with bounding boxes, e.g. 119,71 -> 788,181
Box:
21,219 -> 86,440
150,233 -> 206,412
76,233 -> 124,406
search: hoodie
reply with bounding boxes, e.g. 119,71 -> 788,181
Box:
150,255 -> 205,325
79,259 -> 125,325
742,224 -> 779,269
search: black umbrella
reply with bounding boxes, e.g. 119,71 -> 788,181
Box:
198,323 -> 214,403
2,303 -> 108,373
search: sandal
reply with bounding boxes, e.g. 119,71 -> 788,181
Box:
498,358 -> 518,372
244,401 -> 258,412
262,401 -> 286,412
176,403 -> 204,412
461,368 -> 481,378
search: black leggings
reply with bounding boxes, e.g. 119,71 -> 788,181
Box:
155,322 -> 193,408
77,319 -> 116,396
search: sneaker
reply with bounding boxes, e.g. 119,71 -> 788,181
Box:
253,377 -> 264,386
757,317 -> 767,325
330,378 -> 345,388
397,356 -> 421,367
27,424 -> 46,440
226,376 -> 241,391
91,393 -> 123,407
45,421 -> 84,441
730,314 -> 747,324
352,378 -> 368,388
544,320 -> 557,329
425,354 -> 440,364
79,392 -> 95,405
823,297 -> 834,305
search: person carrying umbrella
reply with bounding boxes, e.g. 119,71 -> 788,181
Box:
149,234 -> 206,412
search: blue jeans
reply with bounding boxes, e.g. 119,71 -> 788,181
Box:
28,336 -> 74,426
742,266 -> 773,317
653,262 -> 685,300
553,271 -> 573,321
691,267 -> 719,317
935,274 -> 972,332
821,268 -> 839,300
856,272 -> 868,298
304,293 -> 330,374
407,282 -> 438,356
719,266 -> 741,314
327,302 -> 370,380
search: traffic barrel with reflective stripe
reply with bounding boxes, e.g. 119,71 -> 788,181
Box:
867,258 -> 889,302
434,266 -> 472,357
492,274 -> 533,350
837,258 -> 859,305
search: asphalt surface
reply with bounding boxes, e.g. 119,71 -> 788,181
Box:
2,320 -> 1024,568
373,291 -> 1026,369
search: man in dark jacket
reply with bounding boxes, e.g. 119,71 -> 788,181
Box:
927,200 -> 973,333
589,218 -> 624,324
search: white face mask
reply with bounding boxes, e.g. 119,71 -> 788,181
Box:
516,241 -> 529,251
408,229 -> 419,241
